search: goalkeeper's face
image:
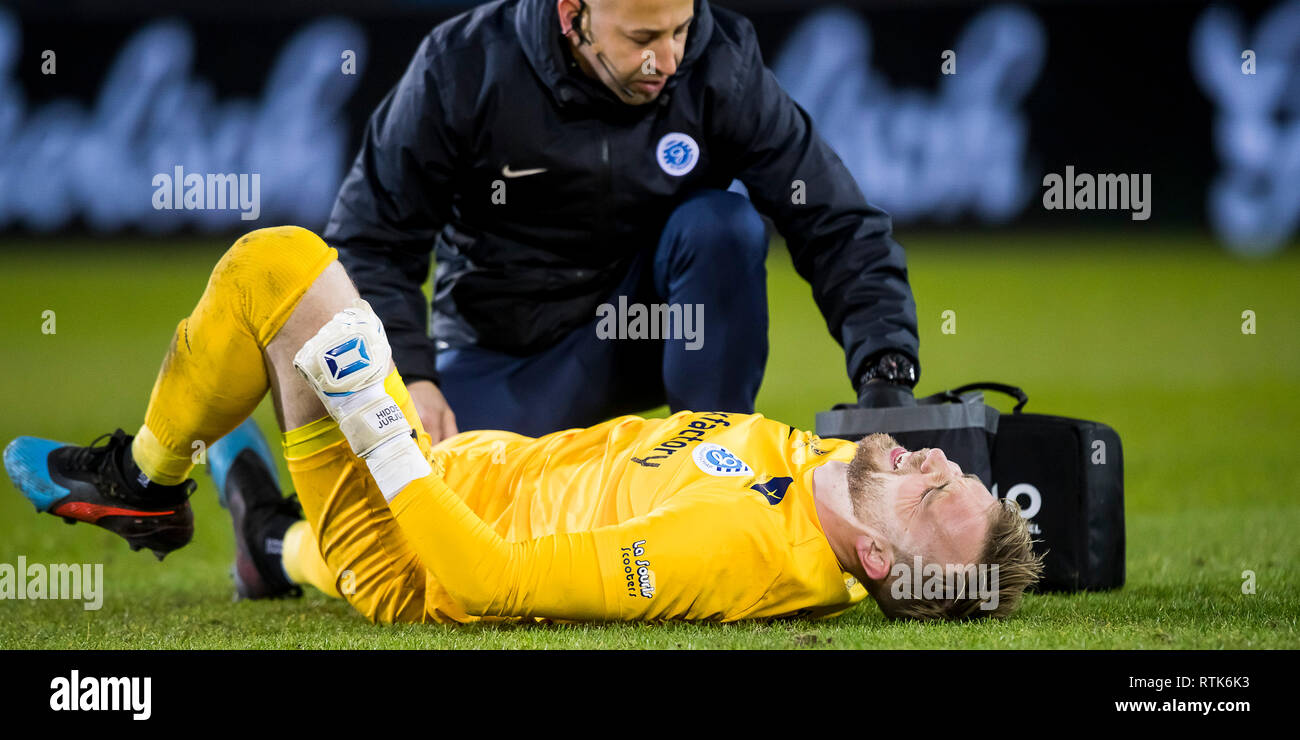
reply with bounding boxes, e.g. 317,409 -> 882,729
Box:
847,433 -> 997,568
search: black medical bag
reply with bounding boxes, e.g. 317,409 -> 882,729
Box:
815,383 -> 1125,592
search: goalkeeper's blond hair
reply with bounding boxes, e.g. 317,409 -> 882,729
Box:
871,498 -> 1044,621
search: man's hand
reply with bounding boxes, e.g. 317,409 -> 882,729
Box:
407,380 -> 459,443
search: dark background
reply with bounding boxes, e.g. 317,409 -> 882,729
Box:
0,0 -> 1295,252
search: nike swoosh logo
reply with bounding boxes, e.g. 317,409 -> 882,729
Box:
502,165 -> 548,178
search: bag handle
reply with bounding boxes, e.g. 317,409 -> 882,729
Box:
949,382 -> 1029,413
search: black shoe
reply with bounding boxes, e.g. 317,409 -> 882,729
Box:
4,430 -> 196,560
216,445 -> 304,600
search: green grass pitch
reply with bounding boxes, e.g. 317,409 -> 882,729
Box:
0,232 -> 1296,649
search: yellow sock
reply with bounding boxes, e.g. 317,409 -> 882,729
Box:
282,520 -> 342,598
130,226 -> 338,484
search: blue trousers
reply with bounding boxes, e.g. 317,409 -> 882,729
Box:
437,189 -> 770,437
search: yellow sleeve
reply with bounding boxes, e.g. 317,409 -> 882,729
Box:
388,473 -> 785,621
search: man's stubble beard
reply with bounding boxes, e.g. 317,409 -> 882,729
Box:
846,433 -> 900,528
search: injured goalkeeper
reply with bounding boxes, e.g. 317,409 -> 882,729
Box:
3,226 -> 1042,623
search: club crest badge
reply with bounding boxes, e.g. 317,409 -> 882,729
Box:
656,133 -> 700,176
692,443 -> 752,477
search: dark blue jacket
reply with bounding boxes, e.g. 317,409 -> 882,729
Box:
324,0 -> 919,387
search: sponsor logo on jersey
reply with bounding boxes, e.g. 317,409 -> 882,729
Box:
630,413 -> 732,468
692,443 -> 752,477
750,476 -> 793,505
656,132 -> 699,176
620,540 -> 654,599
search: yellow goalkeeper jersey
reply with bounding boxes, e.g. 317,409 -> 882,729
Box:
403,410 -> 869,622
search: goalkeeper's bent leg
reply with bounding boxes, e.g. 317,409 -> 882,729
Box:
248,257 -> 457,622
275,370 -> 463,623
130,226 -> 337,485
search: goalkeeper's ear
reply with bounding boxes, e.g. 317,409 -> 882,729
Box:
856,533 -> 894,582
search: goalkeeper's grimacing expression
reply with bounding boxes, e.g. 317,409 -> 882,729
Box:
848,433 -> 998,582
